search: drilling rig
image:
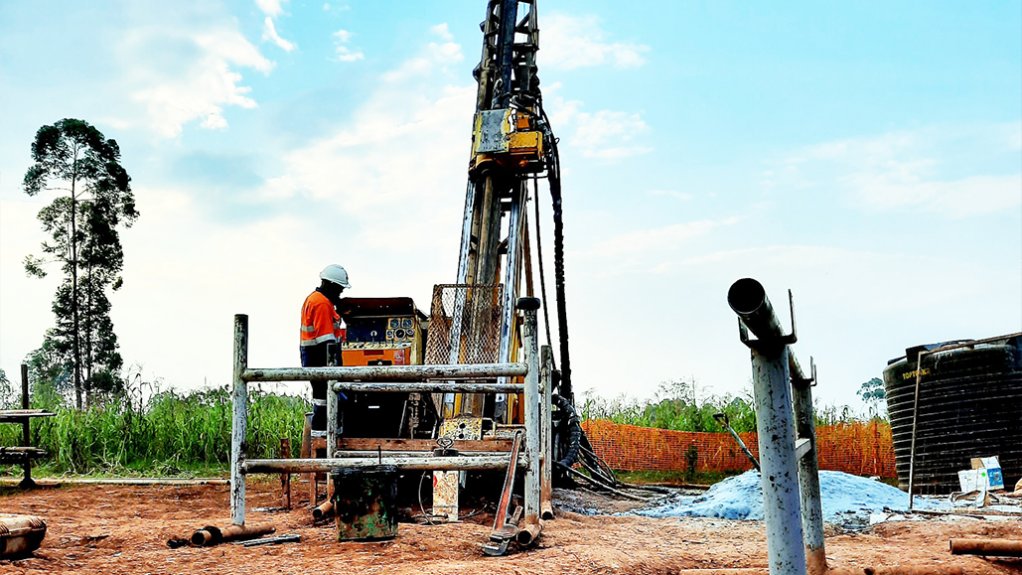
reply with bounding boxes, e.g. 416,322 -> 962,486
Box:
304,0 -> 584,524
334,0 -> 576,450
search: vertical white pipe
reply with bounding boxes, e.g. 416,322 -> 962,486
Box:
496,189 -> 526,420
327,382 -> 337,459
520,298 -> 541,524
751,344 -> 806,575
231,314 -> 249,526
540,345 -> 554,519
793,378 -> 825,574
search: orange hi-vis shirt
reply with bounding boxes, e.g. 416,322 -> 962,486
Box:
300,290 -> 342,347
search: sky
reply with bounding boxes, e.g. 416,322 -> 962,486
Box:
0,1 -> 1020,412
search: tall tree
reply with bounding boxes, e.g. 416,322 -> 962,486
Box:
23,118 -> 137,408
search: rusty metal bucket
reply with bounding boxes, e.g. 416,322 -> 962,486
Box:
0,514 -> 46,557
332,465 -> 398,541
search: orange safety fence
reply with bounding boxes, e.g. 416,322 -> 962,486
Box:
581,419 -> 896,478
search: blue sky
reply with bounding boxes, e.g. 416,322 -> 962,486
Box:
1,1 -> 1019,411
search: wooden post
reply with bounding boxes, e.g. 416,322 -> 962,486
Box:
231,314 -> 249,526
279,438 -> 291,509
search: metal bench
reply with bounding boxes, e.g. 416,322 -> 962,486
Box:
1,366 -> 55,488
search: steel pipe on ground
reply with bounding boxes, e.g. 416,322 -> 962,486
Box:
244,363 -> 527,383
312,500 -> 334,520
242,455 -> 523,474
950,538 -> 1022,556
827,568 -> 964,575
191,523 -> 274,547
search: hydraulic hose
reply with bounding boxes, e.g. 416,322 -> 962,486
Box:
553,394 -> 582,468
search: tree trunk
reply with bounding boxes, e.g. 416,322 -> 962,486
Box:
84,259 -> 93,397
71,148 -> 82,410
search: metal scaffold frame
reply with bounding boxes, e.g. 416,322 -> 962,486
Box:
228,298 -> 552,544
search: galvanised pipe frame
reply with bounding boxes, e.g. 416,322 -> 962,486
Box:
727,278 -> 826,575
230,298 -> 553,545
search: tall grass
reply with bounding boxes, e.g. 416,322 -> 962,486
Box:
0,385 -> 307,475
581,378 -> 872,433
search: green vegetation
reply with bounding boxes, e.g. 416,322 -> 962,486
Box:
1,383 -> 307,477
22,118 -> 139,409
581,378 -> 877,433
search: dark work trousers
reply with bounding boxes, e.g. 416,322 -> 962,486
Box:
300,341 -> 342,431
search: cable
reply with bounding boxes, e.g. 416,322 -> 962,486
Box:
532,174 -> 555,360
418,471 -> 436,525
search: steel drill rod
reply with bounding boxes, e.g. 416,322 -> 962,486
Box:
242,455 -> 524,474
245,363 -> 527,382
330,381 -> 524,393
950,538 -> 1022,556
242,533 -> 301,547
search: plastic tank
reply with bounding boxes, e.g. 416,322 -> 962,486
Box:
883,334 -> 1022,494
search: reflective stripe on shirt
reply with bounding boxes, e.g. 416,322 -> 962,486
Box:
300,333 -> 336,346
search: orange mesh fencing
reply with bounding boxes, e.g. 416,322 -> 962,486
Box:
581,419 -> 896,478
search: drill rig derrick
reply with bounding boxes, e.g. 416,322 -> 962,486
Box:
436,1 -> 580,484
442,0 -> 560,425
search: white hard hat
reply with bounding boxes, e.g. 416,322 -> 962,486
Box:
320,264 -> 351,288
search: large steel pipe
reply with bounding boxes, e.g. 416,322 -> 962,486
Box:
242,455 -> 524,474
950,538 -> 1022,556
331,381 -> 524,394
520,297 -> 543,545
245,363 -> 527,383
728,277 -> 784,339
729,279 -> 808,574
727,278 -> 809,382
750,345 -> 806,573
191,523 -> 274,547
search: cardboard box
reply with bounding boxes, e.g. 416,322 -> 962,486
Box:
959,455 -> 1005,492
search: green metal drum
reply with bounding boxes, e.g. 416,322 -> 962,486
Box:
332,465 -> 399,541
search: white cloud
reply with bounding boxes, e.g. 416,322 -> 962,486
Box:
569,109 -> 652,159
541,13 -> 649,70
649,190 -> 694,201
263,16 -> 296,52
333,29 -> 364,62
257,24 -> 475,239
588,217 -> 739,258
381,24 -> 461,81
124,27 -> 273,138
772,127 -> 1022,218
255,0 -> 285,17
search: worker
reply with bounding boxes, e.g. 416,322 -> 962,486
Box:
300,264 -> 350,432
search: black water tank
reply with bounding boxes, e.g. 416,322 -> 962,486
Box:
883,334 -> 1022,494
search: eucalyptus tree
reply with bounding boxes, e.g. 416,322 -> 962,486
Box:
22,118 -> 138,408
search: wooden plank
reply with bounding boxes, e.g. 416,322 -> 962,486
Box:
0,410 -> 56,422
311,437 -> 514,453
0,447 -> 47,460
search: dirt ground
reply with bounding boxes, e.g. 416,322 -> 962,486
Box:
2,479 -> 1021,574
